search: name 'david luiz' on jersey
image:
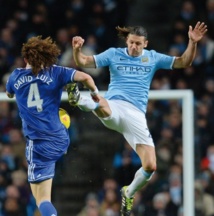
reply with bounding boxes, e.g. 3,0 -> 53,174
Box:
14,74 -> 53,90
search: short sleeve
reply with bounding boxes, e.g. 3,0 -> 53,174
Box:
93,48 -> 115,68
6,75 -> 14,94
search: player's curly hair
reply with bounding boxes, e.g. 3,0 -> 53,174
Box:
116,26 -> 148,40
21,36 -> 61,75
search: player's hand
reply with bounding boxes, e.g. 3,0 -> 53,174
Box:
6,91 -> 14,98
90,86 -> 100,102
90,93 -> 101,103
188,22 -> 208,43
72,36 -> 85,49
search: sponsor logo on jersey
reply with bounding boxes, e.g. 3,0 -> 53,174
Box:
117,66 -> 152,72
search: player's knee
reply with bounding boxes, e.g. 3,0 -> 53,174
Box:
94,100 -> 111,118
143,162 -> 157,172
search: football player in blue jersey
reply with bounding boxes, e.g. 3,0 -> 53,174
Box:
67,21 -> 207,216
6,36 -> 100,216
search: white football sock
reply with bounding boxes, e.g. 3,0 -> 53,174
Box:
125,167 -> 154,198
77,95 -> 99,111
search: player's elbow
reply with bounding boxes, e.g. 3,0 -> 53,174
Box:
174,57 -> 193,69
181,55 -> 194,68
188,61 -> 193,67
74,56 -> 88,68
79,56 -> 95,68
75,61 -> 82,67
183,61 -> 193,68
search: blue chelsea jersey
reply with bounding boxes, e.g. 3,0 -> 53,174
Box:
6,65 -> 76,140
94,48 -> 175,113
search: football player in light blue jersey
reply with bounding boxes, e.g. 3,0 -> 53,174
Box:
67,22 -> 207,216
6,36 -> 100,216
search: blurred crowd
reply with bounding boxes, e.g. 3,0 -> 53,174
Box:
0,0 -> 214,215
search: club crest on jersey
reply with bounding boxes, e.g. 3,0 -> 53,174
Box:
142,57 -> 149,62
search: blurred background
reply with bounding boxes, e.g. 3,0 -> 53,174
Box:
0,0 -> 214,216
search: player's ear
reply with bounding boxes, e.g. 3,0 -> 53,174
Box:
144,40 -> 148,48
24,58 -> 28,64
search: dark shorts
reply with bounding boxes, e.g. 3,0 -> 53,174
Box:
26,138 -> 70,183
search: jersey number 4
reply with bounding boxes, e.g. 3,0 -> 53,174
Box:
27,83 -> 43,112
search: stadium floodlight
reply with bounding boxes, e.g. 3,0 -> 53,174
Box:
0,89 -> 194,216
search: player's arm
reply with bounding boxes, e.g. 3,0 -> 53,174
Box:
73,70 -> 100,102
6,91 -> 14,98
173,22 -> 207,69
72,36 -> 96,68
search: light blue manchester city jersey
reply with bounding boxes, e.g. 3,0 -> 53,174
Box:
94,48 -> 175,113
6,65 -> 76,140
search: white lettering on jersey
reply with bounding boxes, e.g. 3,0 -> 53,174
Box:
36,74 -> 53,85
14,76 -> 33,89
14,75 -> 53,90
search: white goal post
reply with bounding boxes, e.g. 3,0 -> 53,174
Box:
0,89 -> 194,216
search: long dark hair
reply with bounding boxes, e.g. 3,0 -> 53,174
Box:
116,26 -> 148,40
